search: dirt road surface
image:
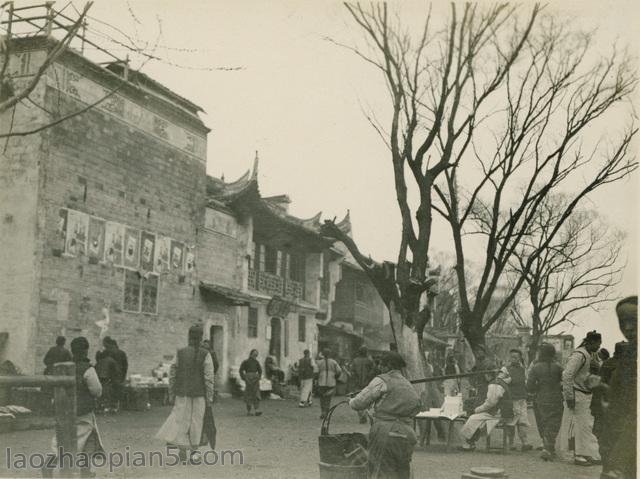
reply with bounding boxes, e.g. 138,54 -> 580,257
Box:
0,397 -> 602,478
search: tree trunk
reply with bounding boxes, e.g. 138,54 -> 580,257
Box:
460,313 -> 487,360
528,308 -> 542,365
388,306 -> 427,394
528,333 -> 541,366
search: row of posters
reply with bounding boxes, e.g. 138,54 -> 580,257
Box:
57,208 -> 196,274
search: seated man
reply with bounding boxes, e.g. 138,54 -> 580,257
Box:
460,366 -> 514,451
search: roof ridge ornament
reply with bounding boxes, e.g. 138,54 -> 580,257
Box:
251,150 -> 259,182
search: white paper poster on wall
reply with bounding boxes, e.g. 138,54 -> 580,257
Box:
155,236 -> 171,273
65,209 -> 89,257
104,222 -> 124,266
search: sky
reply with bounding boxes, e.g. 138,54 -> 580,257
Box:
43,0 -> 638,350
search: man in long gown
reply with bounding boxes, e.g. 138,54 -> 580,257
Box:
157,325 -> 215,463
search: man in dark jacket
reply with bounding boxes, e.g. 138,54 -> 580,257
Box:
95,350 -> 120,413
103,337 -> 128,411
507,349 -> 532,451
351,347 -> 375,423
527,343 -> 563,461
600,296 -> 637,479
43,336 -> 72,375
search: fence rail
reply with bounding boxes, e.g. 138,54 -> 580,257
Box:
0,362 -> 77,474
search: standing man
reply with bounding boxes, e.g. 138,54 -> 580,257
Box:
350,347 -> 375,423
239,349 -> 262,416
600,296 -> 637,479
104,337 -> 128,412
560,330 -> 602,466
507,349 -> 532,451
527,343 -> 563,461
296,349 -> 315,408
157,325 -> 214,463
43,336 -> 72,375
349,352 -> 422,479
42,337 -> 104,478
317,349 -> 342,419
443,353 -> 462,396
95,349 -> 120,413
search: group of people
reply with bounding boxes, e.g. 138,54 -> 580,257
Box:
37,295 -> 636,479
457,296 -> 637,479
43,335 -> 128,414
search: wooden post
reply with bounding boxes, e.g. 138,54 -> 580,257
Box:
44,2 -> 54,37
53,362 -> 76,474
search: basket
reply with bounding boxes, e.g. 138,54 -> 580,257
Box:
318,401 -> 368,467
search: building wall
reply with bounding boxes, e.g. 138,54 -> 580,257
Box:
0,51 -> 50,372
332,266 -> 384,328
29,53 -> 208,376
225,303 -> 317,381
199,208 -> 244,289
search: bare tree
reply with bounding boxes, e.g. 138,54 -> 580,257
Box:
510,196 -> 625,362
432,10 -> 637,356
322,3 -> 540,379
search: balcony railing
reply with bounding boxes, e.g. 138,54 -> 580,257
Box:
284,278 -> 304,301
248,269 -> 304,302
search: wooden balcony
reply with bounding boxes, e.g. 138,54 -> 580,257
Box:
247,269 -> 304,301
284,278 -> 304,302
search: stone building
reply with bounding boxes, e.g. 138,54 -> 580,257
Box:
199,162 -> 344,388
0,30 -> 393,393
0,36 -> 208,375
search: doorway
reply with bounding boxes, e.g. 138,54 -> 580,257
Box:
269,317 -> 282,363
209,325 -> 224,381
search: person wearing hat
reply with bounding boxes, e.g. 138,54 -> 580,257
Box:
156,325 -> 215,463
349,351 -> 421,479
42,336 -> 104,478
600,296 -> 637,479
43,336 -> 72,375
527,343 -> 564,461
559,330 -> 602,466
460,366 -> 514,451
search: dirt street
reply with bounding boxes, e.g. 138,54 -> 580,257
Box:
0,397 -> 601,479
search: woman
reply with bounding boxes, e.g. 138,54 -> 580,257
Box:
239,349 -> 262,416
43,337 -> 104,478
527,343 -> 563,461
157,325 -> 215,462
317,349 -> 342,419
349,352 -> 421,479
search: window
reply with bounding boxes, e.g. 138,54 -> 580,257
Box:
355,282 -> 365,302
141,275 -> 159,314
298,315 -> 306,342
123,270 -> 141,312
264,246 -> 278,274
248,307 -> 258,338
123,270 -> 159,314
284,320 -> 289,357
289,253 -> 306,282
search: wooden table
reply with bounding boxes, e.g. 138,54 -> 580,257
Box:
413,413 -> 468,452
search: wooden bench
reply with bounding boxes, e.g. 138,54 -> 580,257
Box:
485,421 -> 515,454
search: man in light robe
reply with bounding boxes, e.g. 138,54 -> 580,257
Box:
460,366 -> 514,451
558,330 -> 602,466
157,325 -> 215,463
